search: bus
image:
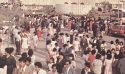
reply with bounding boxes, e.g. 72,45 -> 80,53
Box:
110,8 -> 125,24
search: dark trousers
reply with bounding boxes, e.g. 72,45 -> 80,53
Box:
81,46 -> 86,57
16,41 -> 20,54
10,34 -> 14,44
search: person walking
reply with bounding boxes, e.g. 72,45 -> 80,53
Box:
80,35 -> 88,57
15,32 -> 21,55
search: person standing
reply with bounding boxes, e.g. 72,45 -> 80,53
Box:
22,34 -> 28,51
42,26 -> 48,42
56,52 -> 65,74
15,32 -> 21,55
17,57 -> 33,74
118,52 -> 125,74
88,50 -> 96,69
33,62 -> 47,74
37,25 -> 42,41
33,32 -> 38,51
3,48 -> 16,74
62,60 -> 76,74
80,35 -> 88,57
81,62 -> 94,74
46,34 -> 51,44
47,64 -> 59,74
68,20 -> 71,30
92,54 -> 102,74
13,26 -> 19,44
46,40 -> 52,64
97,36 -> 103,53
104,54 -> 112,74
92,22 -> 98,37
73,38 -> 80,57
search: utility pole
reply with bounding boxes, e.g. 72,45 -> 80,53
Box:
118,0 -> 120,23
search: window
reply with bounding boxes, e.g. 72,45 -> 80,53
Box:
113,26 -> 121,30
122,26 -> 125,30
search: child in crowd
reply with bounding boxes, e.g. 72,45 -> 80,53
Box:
48,57 -> 54,71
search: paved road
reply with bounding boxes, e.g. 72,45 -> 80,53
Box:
2,26 -> 124,74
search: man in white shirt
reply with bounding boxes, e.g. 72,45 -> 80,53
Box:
15,32 -> 21,55
0,57 -> 7,74
13,26 -> 19,44
62,34 -> 67,44
33,62 -> 47,74
47,64 -> 59,74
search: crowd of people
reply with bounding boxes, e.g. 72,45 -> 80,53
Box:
0,13 -> 125,74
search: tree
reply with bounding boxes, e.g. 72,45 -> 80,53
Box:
101,1 -> 112,12
88,7 -> 97,17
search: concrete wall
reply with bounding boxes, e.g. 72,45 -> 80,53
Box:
0,0 -> 8,3
55,4 -> 92,15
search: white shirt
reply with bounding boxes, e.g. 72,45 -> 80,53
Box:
47,71 -> 59,74
62,36 -> 67,44
31,55 -> 36,65
85,69 -> 91,74
33,69 -> 47,74
16,34 -> 21,41
70,61 -> 76,68
66,67 -> 70,74
33,35 -> 38,42
0,66 -> 7,74
13,29 -> 19,38
110,44 -> 116,50
21,65 -> 27,72
48,63 -> 54,71
92,59 -> 102,74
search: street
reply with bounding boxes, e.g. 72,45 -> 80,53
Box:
2,26 -> 124,74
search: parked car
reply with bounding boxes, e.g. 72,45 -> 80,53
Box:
111,25 -> 125,36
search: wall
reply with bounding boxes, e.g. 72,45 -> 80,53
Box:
55,4 -> 92,15
0,0 -> 8,3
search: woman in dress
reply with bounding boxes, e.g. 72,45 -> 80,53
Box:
104,54 -> 112,74
33,32 -> 38,51
21,34 -> 28,51
42,26 -> 48,42
105,22 -> 108,35
88,50 -> 96,69
61,23 -> 64,32
2,48 -> 16,74
73,38 -> 80,57
68,20 -> 71,30
46,40 -> 52,64
37,25 -> 42,41
26,31 -> 32,49
120,41 -> 124,48
49,24 -> 54,37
